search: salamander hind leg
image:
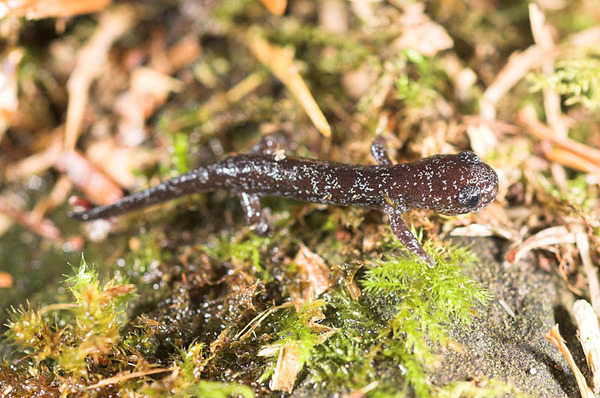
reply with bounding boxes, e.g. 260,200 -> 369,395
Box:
250,132 -> 292,156
237,192 -> 270,235
386,207 -> 435,267
370,136 -> 393,166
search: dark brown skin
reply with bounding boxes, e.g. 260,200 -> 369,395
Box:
69,137 -> 499,265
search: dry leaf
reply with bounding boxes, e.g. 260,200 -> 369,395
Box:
0,48 -> 23,140
294,245 -> 332,297
64,5 -> 137,150
260,0 -> 286,16
506,226 -> 576,264
0,195 -> 62,241
0,272 -> 14,288
392,4 -> 453,57
270,341 -> 301,392
0,0 -> 111,19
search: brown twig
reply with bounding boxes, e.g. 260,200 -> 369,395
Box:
0,195 -> 62,241
529,4 -> 567,138
64,5 -> 137,151
55,150 -> 123,206
84,367 -> 175,390
245,30 -> 331,137
518,107 -> 600,170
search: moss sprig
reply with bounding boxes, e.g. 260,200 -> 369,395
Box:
528,57 -> 600,110
258,300 -> 330,385
5,257 -> 136,380
363,242 -> 489,324
359,241 -> 489,396
202,232 -> 275,280
142,342 -> 255,398
395,50 -> 447,110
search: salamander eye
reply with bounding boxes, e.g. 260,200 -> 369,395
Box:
458,185 -> 480,208
458,151 -> 482,164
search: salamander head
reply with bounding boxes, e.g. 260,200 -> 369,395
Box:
399,151 -> 499,215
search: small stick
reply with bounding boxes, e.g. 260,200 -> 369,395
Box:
573,300 -> 600,393
518,107 -> 600,168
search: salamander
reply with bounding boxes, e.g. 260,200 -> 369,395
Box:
68,136 -> 499,265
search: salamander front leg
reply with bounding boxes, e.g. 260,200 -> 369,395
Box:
237,192 -> 270,235
386,207 -> 435,267
370,136 -> 393,166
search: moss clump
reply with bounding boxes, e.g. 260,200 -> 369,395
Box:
255,239 -> 496,397
362,241 -> 490,325
202,232 -> 276,280
359,241 -> 490,396
529,57 -> 600,110
1,233 -> 517,396
2,258 -> 256,397
3,258 -> 136,394
170,131 -> 192,175
258,300 -> 332,376
394,50 -> 449,110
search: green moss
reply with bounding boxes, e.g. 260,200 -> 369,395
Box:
395,50 -> 449,110
5,243 -> 491,395
171,132 -> 191,174
258,300 -> 330,384
5,257 -> 136,380
201,232 -> 276,280
564,174 -> 599,211
143,342 -> 255,398
536,163 -> 599,216
362,241 -> 489,324
307,290 -> 385,392
254,239 -> 492,396
153,127 -> 192,178
212,0 -> 253,25
358,241 -> 489,396
181,381 -> 254,398
528,57 -> 600,110
272,22 -> 372,73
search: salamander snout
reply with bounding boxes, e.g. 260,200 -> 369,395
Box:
404,151 -> 499,215
453,156 -> 499,214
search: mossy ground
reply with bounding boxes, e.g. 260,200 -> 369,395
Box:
1,231 -> 505,397
1,0 -> 600,397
